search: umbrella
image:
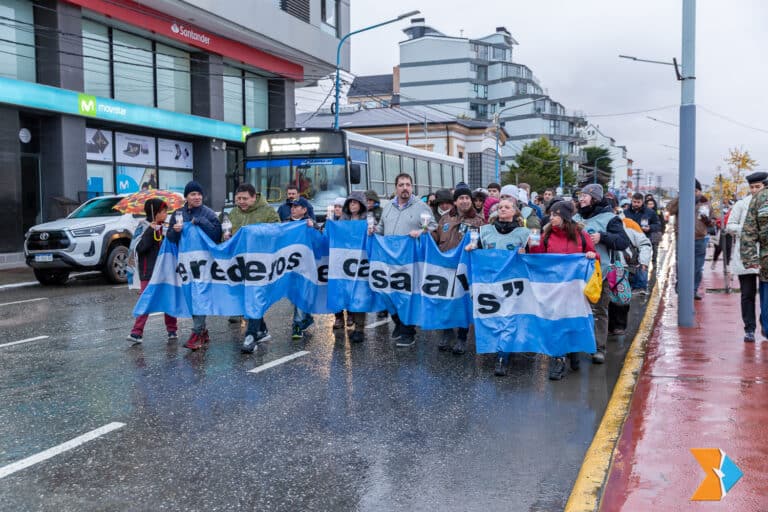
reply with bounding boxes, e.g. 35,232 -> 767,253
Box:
112,189 -> 185,215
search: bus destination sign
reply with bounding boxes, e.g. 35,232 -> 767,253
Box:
247,131 -> 344,156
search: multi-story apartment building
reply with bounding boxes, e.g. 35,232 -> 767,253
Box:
581,124 -> 630,193
0,0 -> 349,258
398,19 -> 586,167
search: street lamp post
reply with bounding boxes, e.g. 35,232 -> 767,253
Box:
493,96 -> 546,183
593,155 -> 609,185
333,10 -> 420,130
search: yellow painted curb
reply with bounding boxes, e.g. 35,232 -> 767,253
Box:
565,236 -> 674,512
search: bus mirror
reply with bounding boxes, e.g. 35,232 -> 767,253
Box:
350,163 -> 361,184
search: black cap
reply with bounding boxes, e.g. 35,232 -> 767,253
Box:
695,179 -> 702,191
746,171 -> 768,184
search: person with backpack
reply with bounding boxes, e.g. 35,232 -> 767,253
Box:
608,216 -> 652,335
573,184 -> 631,364
127,198 -> 178,344
528,200 -> 598,380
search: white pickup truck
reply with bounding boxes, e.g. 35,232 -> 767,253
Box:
24,195 -> 141,285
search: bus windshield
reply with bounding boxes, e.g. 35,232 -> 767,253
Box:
245,157 -> 348,211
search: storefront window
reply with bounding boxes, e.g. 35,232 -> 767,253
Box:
112,29 -> 154,107
156,43 -> 191,114
159,169 -> 193,195
244,72 -> 268,129
82,20 -> 111,97
86,163 -> 115,197
0,0 -> 35,82
223,66 -> 244,124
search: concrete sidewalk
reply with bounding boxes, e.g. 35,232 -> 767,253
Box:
600,262 -> 768,510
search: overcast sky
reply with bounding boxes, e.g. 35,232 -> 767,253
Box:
350,0 -> 768,189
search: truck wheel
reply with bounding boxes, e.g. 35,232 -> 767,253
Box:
103,244 -> 129,284
33,269 -> 70,286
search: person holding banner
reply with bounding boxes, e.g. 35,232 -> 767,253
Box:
285,197 -> 318,339
370,173 -> 437,348
223,184 -> 281,354
167,180 -> 222,351
573,184 -> 631,364
529,200 -> 598,380
433,185 -> 485,354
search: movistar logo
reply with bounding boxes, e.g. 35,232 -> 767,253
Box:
78,94 -> 97,116
691,448 -> 743,501
242,126 -> 252,142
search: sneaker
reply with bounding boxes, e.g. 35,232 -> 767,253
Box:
241,334 -> 257,354
377,310 -> 389,319
568,352 -> 581,371
438,331 -> 452,351
228,316 -> 242,324
494,356 -> 508,377
744,331 -> 756,343
395,334 -> 415,348
255,330 -> 272,343
391,323 -> 403,340
291,324 -> 303,340
592,350 -> 605,364
452,337 -> 467,355
333,316 -> 344,330
300,317 -> 315,331
548,357 -> 567,380
126,333 -> 143,344
184,332 -> 203,350
167,331 -> 178,342
350,330 -> 364,343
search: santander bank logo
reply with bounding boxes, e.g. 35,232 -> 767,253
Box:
170,22 -> 210,45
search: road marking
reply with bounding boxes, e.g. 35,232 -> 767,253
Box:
0,422 -> 125,480
0,297 -> 48,308
149,312 -> 163,317
365,319 -> 390,329
0,336 -> 49,349
0,281 -> 39,290
248,351 -> 309,374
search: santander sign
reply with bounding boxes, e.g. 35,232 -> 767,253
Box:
170,22 -> 211,46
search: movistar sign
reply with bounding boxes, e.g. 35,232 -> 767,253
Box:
78,94 -> 97,117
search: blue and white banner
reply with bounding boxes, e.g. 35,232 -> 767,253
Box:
134,222 -> 332,318
470,251 -> 597,356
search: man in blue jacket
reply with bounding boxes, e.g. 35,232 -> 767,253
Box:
277,185 -> 316,222
167,180 -> 222,350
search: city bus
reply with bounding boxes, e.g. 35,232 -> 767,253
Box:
243,128 -> 466,219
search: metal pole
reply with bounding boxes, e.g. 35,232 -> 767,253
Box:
678,0 -> 696,326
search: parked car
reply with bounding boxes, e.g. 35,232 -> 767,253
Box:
24,194 -> 141,285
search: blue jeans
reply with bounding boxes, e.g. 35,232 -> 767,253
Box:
293,306 -> 312,328
630,267 -> 648,290
246,318 -> 266,336
758,282 -> 768,336
694,238 -> 707,294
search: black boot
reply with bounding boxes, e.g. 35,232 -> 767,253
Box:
548,357 -> 566,380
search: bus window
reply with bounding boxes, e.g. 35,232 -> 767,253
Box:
442,164 -> 453,188
384,153 -> 400,185
370,150 -> 385,193
429,162 -> 442,191
415,159 -> 429,195
453,165 -> 464,185
401,156 -> 415,175
350,147 -> 369,190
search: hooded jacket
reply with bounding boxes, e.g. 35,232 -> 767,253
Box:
340,191 -> 368,220
574,200 -> 631,264
375,195 -> 437,236
134,221 -> 165,281
229,194 -> 279,235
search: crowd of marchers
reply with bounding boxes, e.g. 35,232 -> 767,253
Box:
125,173 -> 674,381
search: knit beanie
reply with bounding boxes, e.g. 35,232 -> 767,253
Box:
453,186 -> 472,202
500,184 -> 518,198
183,180 -> 204,198
581,184 -> 603,201
549,200 -> 575,222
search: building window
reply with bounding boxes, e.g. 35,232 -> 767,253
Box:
112,29 -> 154,107
492,47 -> 507,61
321,0 -> 339,36
223,66 -> 244,124
245,72 -> 268,129
156,43 -> 190,114
82,20 -> 111,97
280,0 -> 311,23
0,0 -> 36,82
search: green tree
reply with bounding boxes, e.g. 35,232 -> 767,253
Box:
503,137 -> 573,192
580,146 -> 613,187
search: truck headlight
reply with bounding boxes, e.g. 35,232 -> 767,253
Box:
71,224 -> 105,237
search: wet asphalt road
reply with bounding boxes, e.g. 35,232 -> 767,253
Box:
0,267 -> 650,511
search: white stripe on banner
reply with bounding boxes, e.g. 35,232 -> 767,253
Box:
472,279 -> 590,321
327,247 -> 368,280
367,260 -> 470,300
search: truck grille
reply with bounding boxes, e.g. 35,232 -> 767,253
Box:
27,230 -> 71,250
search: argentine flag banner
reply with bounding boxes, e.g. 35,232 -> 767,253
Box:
470,251 -> 597,356
368,232 -> 473,330
326,220 -> 387,313
133,222 -> 332,318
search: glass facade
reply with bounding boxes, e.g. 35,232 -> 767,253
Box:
156,43 -> 191,114
0,0 -> 35,82
112,30 -> 154,107
223,66 -> 244,124
244,72 -> 268,128
82,20 -> 111,97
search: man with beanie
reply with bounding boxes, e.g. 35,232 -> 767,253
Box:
167,180 -> 222,350
736,172 -> 768,341
574,183 -> 631,363
667,178 -> 712,299
370,172 -> 437,347
432,185 -> 484,354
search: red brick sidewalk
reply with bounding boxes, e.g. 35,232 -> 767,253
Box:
600,263 -> 768,511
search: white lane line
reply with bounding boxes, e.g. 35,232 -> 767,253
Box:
248,351 -> 310,374
365,319 -> 391,329
0,336 -> 49,349
0,422 -> 125,480
0,281 -> 39,290
0,297 -> 48,307
148,312 -> 163,317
